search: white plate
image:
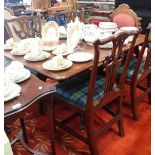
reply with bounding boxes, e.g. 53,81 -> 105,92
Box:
41,45 -> 57,51
10,48 -> 30,56
14,69 -> 31,83
120,27 -> 138,32
99,42 -> 113,49
42,59 -> 73,71
4,84 -> 21,102
24,52 -> 50,61
52,49 -> 74,56
67,52 -> 94,62
59,34 -> 67,39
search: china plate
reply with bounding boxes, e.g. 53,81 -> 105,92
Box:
10,48 -> 30,56
120,26 -> 138,32
99,42 -> 113,49
52,48 -> 74,56
59,34 -> 67,39
67,52 -> 93,62
41,45 -> 57,51
42,59 -> 73,71
4,84 -> 21,102
24,51 -> 50,61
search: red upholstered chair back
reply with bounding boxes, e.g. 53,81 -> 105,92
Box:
111,4 -> 141,28
113,13 -> 135,28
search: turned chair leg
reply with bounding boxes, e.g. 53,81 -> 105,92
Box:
148,74 -> 151,105
80,115 -> 85,132
116,96 -> 125,137
130,87 -> 139,121
85,117 -> 99,155
20,118 -> 28,144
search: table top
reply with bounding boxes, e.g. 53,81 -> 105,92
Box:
4,74 -> 55,118
4,34 -> 144,81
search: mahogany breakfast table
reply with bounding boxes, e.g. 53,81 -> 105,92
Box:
4,34 -> 145,82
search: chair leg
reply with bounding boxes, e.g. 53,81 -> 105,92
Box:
130,86 -> 139,120
85,117 -> 99,155
116,96 -> 125,137
147,74 -> 151,105
20,118 -> 28,144
80,115 -> 85,132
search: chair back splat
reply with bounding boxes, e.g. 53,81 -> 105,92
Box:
5,15 -> 41,41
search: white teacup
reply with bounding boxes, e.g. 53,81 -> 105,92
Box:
29,46 -> 42,57
51,55 -> 65,67
6,38 -> 14,47
4,73 -> 14,97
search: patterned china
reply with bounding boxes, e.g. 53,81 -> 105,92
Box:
42,55 -> 73,71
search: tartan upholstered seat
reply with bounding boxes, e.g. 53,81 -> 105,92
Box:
56,71 -> 104,108
118,57 -> 145,80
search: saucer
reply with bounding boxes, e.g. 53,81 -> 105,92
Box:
42,59 -> 73,71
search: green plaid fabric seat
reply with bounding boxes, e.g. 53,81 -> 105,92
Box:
56,71 -> 104,108
117,57 -> 145,80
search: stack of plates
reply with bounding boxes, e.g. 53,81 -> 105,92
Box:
120,26 -> 138,33
99,22 -> 118,33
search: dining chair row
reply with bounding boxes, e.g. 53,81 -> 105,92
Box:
53,24 -> 151,155
87,3 -> 142,28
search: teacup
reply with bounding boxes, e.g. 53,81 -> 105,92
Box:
51,55 -> 65,67
6,38 -> 14,47
30,46 -> 42,58
4,73 -> 14,97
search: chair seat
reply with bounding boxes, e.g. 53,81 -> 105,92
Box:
118,57 -> 145,80
56,71 -> 104,108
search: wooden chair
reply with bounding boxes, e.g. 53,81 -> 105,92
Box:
4,7 -> 15,19
110,4 -> 141,28
117,24 -> 151,120
4,15 -> 41,41
54,31 -> 133,154
47,9 -> 84,25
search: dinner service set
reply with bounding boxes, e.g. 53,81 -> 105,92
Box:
4,61 -> 31,102
4,20 -> 137,73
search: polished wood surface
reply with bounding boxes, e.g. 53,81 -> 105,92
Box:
4,74 -> 56,154
4,75 -> 55,119
4,34 -> 144,81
